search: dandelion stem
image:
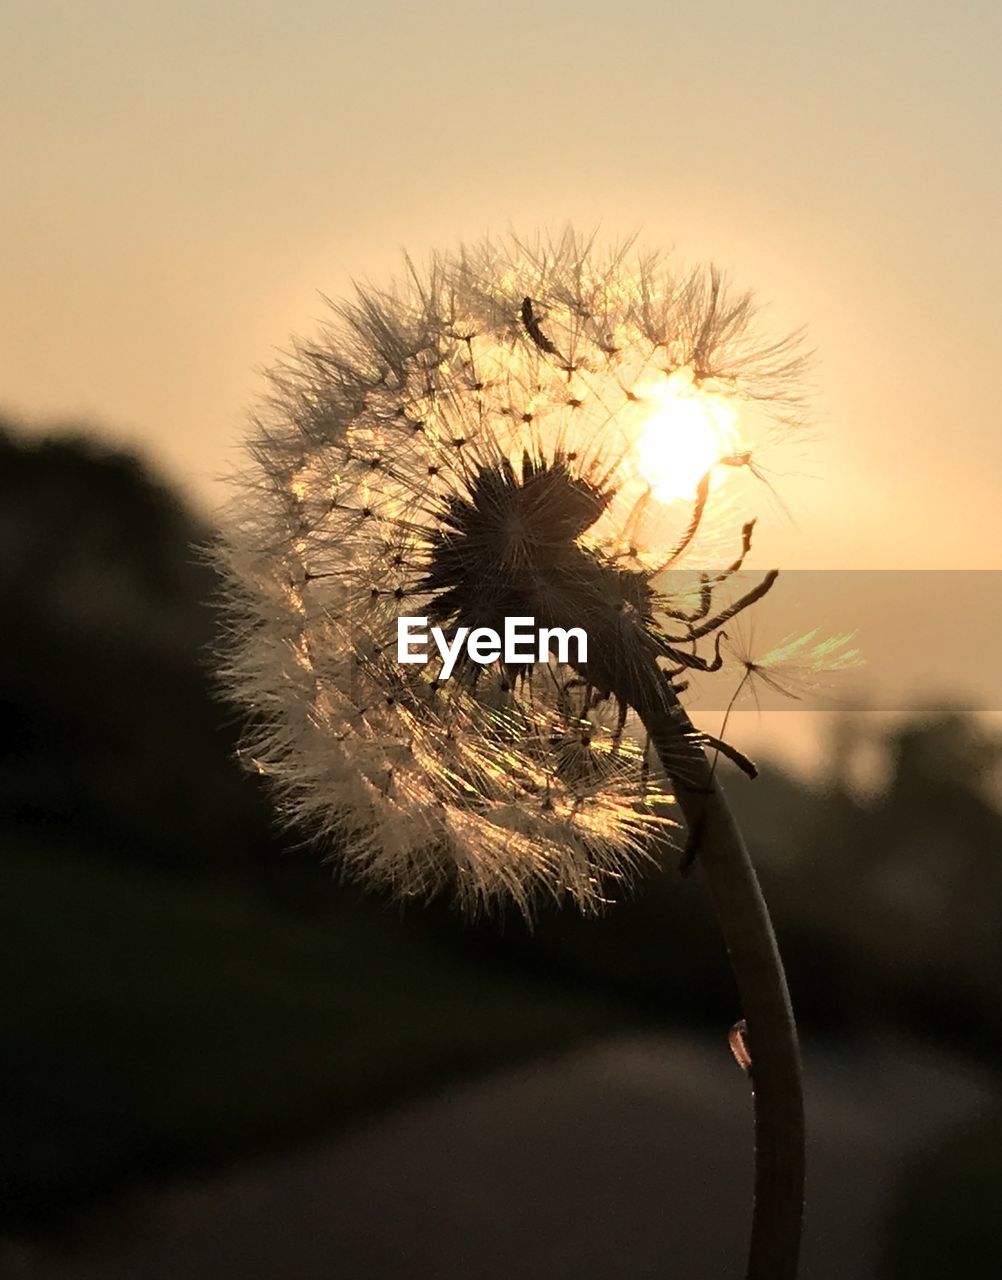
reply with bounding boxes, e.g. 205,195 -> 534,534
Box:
603,655 -> 805,1279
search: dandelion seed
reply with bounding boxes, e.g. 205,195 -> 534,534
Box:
725,626 -> 862,705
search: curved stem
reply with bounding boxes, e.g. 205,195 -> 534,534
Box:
607,659 -> 805,1278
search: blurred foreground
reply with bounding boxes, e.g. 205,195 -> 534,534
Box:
2,422 -> 1000,1277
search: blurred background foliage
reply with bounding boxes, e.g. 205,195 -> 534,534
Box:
1,418 -> 1000,1274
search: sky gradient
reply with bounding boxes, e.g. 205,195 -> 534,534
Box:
4,1 -> 1000,574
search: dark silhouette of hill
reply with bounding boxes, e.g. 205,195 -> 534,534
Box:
0,419 -> 279,880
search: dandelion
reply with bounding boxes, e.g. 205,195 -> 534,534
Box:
217,229 -> 811,1278
219,230 -> 804,909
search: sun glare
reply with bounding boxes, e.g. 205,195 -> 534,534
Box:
634,368 -> 739,502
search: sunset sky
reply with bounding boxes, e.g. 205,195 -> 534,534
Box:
4,0 -> 1000,580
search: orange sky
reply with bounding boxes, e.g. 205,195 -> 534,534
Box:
4,1 -> 1000,576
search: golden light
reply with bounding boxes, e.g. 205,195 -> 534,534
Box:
634,367 -> 740,502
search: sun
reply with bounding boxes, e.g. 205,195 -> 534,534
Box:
633,367 -> 740,502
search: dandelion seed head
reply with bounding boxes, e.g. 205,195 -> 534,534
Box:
217,229 -> 808,913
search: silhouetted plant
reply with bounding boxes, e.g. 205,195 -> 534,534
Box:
218,229 -> 814,1278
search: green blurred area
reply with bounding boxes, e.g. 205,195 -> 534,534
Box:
881,1107 -> 1002,1278
1,844 -> 626,1233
